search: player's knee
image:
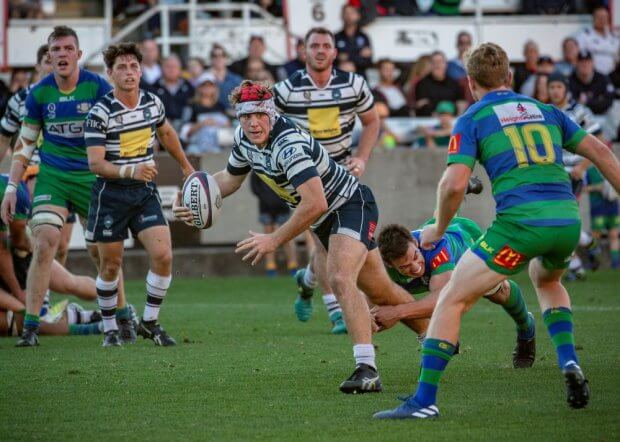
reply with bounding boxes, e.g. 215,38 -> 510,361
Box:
328,271 -> 352,296
100,256 -> 122,280
33,229 -> 61,260
151,247 -> 172,272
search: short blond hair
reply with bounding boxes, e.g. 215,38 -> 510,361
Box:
465,43 -> 510,89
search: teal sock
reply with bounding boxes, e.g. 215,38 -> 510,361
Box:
24,313 -> 40,330
116,305 -> 130,320
69,323 -> 103,336
503,280 -> 534,340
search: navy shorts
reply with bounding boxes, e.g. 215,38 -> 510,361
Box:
85,179 -> 167,243
313,185 -> 378,251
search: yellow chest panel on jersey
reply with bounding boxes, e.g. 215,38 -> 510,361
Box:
307,107 -> 341,139
119,127 -> 151,157
256,172 -> 296,204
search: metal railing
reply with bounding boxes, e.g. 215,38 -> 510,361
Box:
82,0 -> 283,66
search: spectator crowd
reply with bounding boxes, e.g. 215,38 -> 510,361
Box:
1,3 -> 619,151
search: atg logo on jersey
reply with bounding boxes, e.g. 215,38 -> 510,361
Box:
493,102 -> 544,126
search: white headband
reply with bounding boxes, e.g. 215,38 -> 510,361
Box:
235,98 -> 277,126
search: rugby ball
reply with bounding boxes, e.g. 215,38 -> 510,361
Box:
181,171 -> 222,229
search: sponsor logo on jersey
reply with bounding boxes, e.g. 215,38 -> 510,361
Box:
332,88 -> 342,100
493,102 -> 544,126
59,96 -> 75,102
76,102 -> 91,114
431,247 -> 450,270
479,240 -> 495,254
448,134 -> 461,154
493,245 -> 526,270
45,121 -> 84,138
47,103 -> 56,119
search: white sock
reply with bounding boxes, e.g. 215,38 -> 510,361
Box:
303,263 -> 317,288
96,277 -> 119,332
353,344 -> 376,369
579,231 -> 592,247
569,255 -> 583,271
322,294 -> 342,316
143,271 -> 172,322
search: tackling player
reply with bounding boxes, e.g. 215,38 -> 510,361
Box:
84,42 -> 194,347
0,26 -> 116,347
374,217 -> 536,368
375,43 -> 620,420
274,27 -> 380,334
174,81 -> 430,394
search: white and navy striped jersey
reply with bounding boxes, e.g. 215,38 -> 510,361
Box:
0,86 -> 41,166
227,115 -> 358,226
561,100 -> 601,171
273,68 -> 374,163
84,90 -> 165,183
0,87 -> 29,137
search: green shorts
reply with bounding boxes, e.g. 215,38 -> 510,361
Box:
471,217 -> 581,276
32,164 -> 96,219
592,215 -> 620,232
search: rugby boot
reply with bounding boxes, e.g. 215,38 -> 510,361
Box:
513,312 -> 536,368
329,311 -> 347,334
102,330 -> 122,347
15,327 -> 39,347
374,396 -> 439,420
563,363 -> 590,409
339,363 -> 382,394
138,320 -> 177,346
294,269 -> 314,322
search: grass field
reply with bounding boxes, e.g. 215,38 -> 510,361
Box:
1,270 -> 619,441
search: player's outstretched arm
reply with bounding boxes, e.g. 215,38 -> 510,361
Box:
213,169 -> 247,198
576,134 -> 620,193
236,177 -> 327,266
372,272 -> 451,328
156,119 -> 195,178
271,176 -> 327,247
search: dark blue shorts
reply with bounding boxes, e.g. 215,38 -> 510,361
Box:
85,179 -> 167,243
313,185 -> 378,251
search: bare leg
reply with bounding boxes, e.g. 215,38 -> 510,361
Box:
48,260 -> 96,301
327,234 -> 371,346
56,220 -> 74,266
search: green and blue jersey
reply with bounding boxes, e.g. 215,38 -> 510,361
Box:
24,69 -> 111,176
447,90 -> 588,227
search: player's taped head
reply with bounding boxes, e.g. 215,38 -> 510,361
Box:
29,210 -> 65,231
232,81 -> 277,126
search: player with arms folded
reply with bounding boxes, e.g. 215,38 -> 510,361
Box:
375,43 -> 620,420
84,42 -> 194,347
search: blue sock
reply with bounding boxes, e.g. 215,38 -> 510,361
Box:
543,307 -> 579,369
24,313 -> 40,330
412,338 -> 457,407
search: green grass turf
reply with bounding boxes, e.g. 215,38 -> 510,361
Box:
1,270 -> 619,441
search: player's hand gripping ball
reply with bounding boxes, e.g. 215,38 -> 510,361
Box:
176,171 -> 222,229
